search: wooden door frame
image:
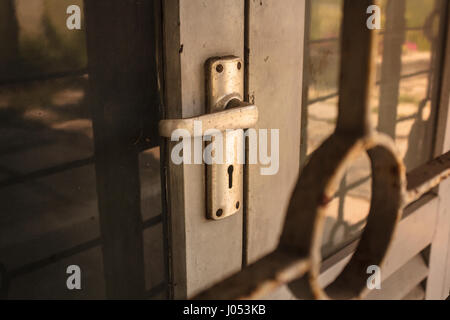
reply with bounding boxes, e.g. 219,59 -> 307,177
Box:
426,0 -> 450,299
160,0 -> 306,299
161,0 -> 246,299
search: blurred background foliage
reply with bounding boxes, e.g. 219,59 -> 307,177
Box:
308,0 -> 439,93
310,0 -> 437,48
0,0 -> 86,81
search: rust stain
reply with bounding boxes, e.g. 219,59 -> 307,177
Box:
320,194 -> 333,207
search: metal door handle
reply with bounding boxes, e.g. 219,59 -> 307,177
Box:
159,56 -> 258,220
159,100 -> 258,138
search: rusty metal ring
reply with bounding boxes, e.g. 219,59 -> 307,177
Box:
280,132 -> 406,299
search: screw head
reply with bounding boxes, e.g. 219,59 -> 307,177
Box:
237,62 -> 242,70
236,201 -> 240,209
216,209 -> 223,217
216,64 -> 224,73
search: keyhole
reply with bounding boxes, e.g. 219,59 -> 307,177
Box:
227,165 -> 234,189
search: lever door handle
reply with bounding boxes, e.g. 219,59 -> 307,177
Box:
159,100 -> 258,138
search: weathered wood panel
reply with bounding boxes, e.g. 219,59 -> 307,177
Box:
246,0 -> 305,264
162,0 -> 245,298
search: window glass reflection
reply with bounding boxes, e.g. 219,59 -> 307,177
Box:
302,0 -> 447,258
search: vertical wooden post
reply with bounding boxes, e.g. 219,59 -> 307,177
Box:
85,0 -> 159,299
427,1 -> 450,299
162,0 -> 245,298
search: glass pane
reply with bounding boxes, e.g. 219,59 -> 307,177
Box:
302,0 -> 447,258
1,0 -> 87,81
0,0 -> 164,299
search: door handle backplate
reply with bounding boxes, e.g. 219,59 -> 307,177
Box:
159,56 -> 258,221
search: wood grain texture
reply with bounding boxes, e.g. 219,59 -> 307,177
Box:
246,0 -> 305,265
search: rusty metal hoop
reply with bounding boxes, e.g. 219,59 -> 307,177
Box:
281,132 -> 406,299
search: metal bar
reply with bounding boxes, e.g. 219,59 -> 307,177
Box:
308,27 -> 427,46
334,175 -> 371,198
308,69 -> 430,107
194,149 -> 450,300
406,150 -> 450,204
397,114 -> 419,123
399,69 -> 432,80
194,249 -> 309,300
0,157 -> 94,189
376,69 -> 432,85
335,0 -> 375,135
308,92 -> 339,105
8,238 -> 101,280
300,0 -> 312,168
0,214 -> 162,298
